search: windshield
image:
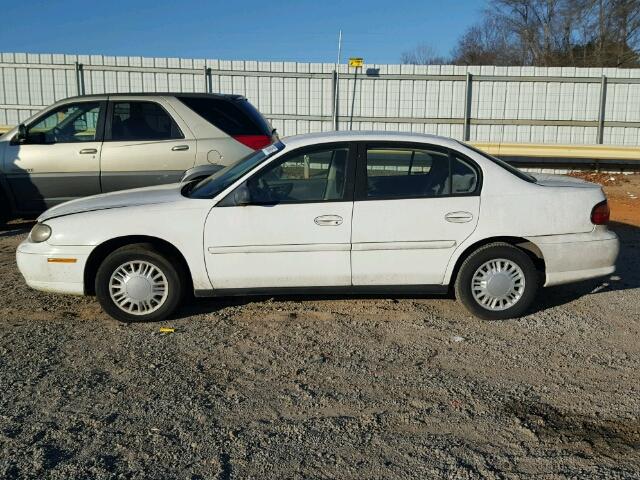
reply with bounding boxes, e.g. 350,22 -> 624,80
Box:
186,141 -> 285,199
458,141 -> 536,183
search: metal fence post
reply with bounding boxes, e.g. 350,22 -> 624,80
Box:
203,66 -> 213,93
75,62 -> 85,96
597,75 -> 607,145
332,70 -> 339,130
463,72 -> 472,141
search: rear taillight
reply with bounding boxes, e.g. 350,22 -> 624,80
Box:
233,135 -> 272,150
591,200 -> 610,225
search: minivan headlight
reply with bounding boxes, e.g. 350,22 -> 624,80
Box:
30,223 -> 52,243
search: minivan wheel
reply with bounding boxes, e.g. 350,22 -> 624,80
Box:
455,242 -> 539,320
95,245 -> 184,322
0,190 -> 9,228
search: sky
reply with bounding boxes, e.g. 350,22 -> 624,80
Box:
0,0 -> 484,64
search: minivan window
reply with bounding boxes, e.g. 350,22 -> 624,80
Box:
27,102 -> 101,144
177,96 -> 271,136
109,101 -> 182,141
187,142 -> 285,199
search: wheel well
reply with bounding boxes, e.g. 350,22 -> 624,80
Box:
449,236 -> 546,288
83,235 -> 192,295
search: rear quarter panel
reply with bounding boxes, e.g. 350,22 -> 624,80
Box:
442,154 -> 605,284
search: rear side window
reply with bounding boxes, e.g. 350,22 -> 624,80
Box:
452,155 -> 478,194
178,96 -> 271,136
109,101 -> 183,141
363,146 -> 480,199
365,147 -> 452,198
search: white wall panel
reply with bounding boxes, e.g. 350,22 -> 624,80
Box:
0,53 -> 639,144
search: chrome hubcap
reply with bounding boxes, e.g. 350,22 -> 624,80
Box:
471,258 -> 525,311
109,260 -> 168,315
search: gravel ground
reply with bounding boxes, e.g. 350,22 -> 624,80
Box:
0,219 -> 639,479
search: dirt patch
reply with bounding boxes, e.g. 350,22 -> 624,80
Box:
570,172 -> 640,226
1,191 -> 639,478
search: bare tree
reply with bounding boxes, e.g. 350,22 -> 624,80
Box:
451,16 -> 520,65
400,44 -> 447,65
445,0 -> 640,67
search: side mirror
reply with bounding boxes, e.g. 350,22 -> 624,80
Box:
233,184 -> 251,206
15,124 -> 27,143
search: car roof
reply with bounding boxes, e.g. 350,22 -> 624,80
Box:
58,92 -> 245,102
281,130 -> 462,149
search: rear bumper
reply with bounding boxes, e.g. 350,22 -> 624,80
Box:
527,228 -> 619,287
16,241 -> 92,295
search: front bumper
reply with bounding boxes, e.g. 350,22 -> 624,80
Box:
528,228 -> 619,287
16,241 -> 93,295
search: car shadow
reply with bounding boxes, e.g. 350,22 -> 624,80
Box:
173,290 -> 454,320
172,221 -> 638,321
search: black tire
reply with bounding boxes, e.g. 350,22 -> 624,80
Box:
454,242 -> 539,320
95,244 -> 185,323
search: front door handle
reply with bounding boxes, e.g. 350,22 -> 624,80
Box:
79,148 -> 97,154
314,215 -> 343,226
445,211 -> 473,223
172,145 -> 189,151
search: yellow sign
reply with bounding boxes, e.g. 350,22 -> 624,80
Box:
348,57 -> 364,68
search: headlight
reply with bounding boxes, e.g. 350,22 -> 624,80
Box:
30,223 -> 52,243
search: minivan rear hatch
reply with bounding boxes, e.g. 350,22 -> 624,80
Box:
178,95 -> 276,150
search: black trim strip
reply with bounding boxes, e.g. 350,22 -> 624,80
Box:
194,284 -> 449,298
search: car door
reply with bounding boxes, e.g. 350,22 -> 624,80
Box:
203,143 -> 356,289
3,99 -> 106,212
351,142 -> 481,285
100,97 -> 197,193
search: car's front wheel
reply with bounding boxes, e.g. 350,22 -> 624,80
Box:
95,244 -> 184,322
455,242 -> 539,320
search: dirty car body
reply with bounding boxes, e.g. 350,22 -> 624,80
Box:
0,93 -> 275,223
16,131 -> 619,322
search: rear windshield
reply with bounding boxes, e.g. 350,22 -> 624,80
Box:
186,141 -> 285,199
458,142 -> 536,183
178,96 -> 272,136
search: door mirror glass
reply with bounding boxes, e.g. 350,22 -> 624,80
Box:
233,183 -> 251,206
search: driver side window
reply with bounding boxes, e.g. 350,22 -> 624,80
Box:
242,146 -> 351,205
27,102 -> 102,144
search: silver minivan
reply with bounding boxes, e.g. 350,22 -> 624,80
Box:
0,93 -> 275,224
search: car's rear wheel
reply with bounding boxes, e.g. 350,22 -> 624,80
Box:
455,242 -> 539,320
95,244 -> 184,322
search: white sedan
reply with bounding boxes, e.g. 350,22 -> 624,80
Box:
16,131 -> 619,322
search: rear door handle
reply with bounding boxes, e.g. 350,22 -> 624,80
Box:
172,145 -> 189,151
445,211 -> 473,223
314,215 -> 343,226
79,148 -> 97,154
